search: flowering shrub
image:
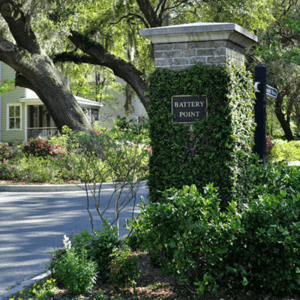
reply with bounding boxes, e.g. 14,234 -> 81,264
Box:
51,235 -> 98,295
23,138 -> 67,158
0,124 -> 151,183
0,142 -> 13,162
136,143 -> 152,153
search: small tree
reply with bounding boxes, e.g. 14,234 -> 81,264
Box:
60,125 -> 150,237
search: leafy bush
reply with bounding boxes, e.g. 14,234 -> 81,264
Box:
270,139 -> 300,162
129,184 -> 300,297
114,115 -> 149,135
266,135 -> 275,160
123,232 -> 140,251
52,236 -> 98,295
108,244 -> 139,287
248,157 -> 300,199
229,190 -> 300,296
68,221 -> 121,282
60,125 -> 151,183
129,184 -> 244,295
0,155 -> 60,183
23,138 -> 67,158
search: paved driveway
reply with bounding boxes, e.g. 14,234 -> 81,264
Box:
0,182 -> 148,295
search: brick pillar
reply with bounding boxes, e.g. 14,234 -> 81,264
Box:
140,23 -> 257,71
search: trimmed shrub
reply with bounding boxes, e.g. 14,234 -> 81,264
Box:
129,184 -> 244,295
129,184 -> 300,297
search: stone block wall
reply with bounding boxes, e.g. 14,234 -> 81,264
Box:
154,40 -> 245,71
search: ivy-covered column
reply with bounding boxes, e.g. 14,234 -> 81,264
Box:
141,23 -> 258,205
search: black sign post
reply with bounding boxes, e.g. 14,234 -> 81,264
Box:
254,65 -> 267,168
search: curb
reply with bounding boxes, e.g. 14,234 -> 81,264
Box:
0,271 -> 51,300
0,181 -> 148,192
0,162 -> 298,192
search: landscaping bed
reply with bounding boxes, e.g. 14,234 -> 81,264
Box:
2,130 -> 300,299
4,250 -> 300,300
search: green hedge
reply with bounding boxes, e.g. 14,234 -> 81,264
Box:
270,139 -> 300,162
129,184 -> 300,297
147,63 -> 256,206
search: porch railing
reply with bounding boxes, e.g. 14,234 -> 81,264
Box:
27,127 -> 59,139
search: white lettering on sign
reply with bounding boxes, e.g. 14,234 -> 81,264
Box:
179,111 -> 200,118
171,95 -> 207,123
174,101 -> 204,108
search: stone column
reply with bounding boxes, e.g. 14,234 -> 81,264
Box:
140,22 -> 257,70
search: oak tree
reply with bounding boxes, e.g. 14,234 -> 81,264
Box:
0,0 -> 94,134
0,0 -> 274,133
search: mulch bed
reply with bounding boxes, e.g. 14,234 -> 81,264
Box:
3,251 -> 300,300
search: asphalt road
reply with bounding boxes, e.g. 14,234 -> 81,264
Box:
0,182 -> 148,295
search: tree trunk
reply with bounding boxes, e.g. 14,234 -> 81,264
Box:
275,93 -> 294,141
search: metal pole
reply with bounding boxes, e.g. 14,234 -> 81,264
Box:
254,65 -> 267,169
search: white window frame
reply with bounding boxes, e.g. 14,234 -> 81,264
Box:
7,103 -> 22,130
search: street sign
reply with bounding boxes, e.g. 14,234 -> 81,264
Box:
266,85 -> 278,98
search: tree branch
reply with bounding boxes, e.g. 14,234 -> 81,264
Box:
53,52 -> 101,65
0,0 -> 40,54
158,0 -> 168,23
110,12 -> 149,28
67,31 -> 149,112
155,0 -> 165,14
136,0 -> 162,27
0,36 -> 95,135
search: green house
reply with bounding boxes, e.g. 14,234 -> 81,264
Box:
0,63 -> 102,143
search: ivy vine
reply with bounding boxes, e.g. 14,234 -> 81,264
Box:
147,63 -> 256,207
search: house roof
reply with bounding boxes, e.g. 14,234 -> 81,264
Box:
19,95 -> 103,109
